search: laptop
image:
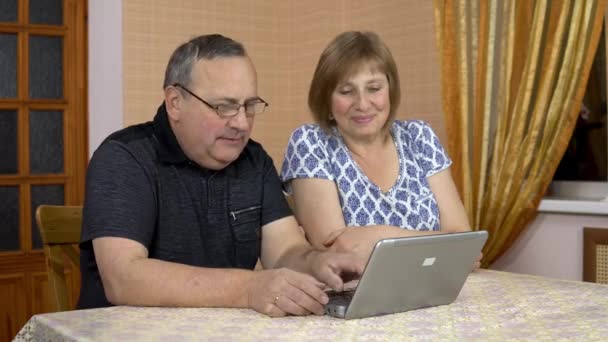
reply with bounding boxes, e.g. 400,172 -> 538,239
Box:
325,230 -> 488,319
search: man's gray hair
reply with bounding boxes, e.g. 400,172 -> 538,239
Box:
163,34 -> 246,89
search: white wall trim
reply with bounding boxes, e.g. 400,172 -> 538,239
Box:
541,181 -> 608,215
88,0 -> 123,157
538,198 -> 608,215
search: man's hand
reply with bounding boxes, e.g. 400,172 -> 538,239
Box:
247,268 -> 329,317
307,250 -> 365,292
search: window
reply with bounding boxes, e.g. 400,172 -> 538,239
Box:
553,24 -> 607,183
547,19 -> 608,204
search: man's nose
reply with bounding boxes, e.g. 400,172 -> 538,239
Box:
228,107 -> 251,130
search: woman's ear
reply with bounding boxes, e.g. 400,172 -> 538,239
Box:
164,86 -> 182,121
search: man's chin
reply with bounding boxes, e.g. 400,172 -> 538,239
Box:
201,157 -> 235,170
212,151 -> 244,168
202,141 -> 247,168
193,151 -> 242,170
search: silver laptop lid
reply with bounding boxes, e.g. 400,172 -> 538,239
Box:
328,230 -> 488,319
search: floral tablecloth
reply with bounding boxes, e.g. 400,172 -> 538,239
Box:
14,270 -> 608,341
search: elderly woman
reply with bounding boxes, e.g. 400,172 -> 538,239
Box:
281,31 -> 472,261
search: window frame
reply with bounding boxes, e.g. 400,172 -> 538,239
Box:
541,9 -> 608,216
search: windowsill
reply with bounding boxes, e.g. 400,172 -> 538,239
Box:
538,197 -> 608,215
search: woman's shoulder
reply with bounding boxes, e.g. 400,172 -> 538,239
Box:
393,119 -> 434,131
289,123 -> 334,144
291,123 -> 322,135
392,119 -> 437,139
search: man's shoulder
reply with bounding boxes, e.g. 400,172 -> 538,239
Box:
104,121 -> 155,146
92,121 -> 157,166
98,121 -> 156,155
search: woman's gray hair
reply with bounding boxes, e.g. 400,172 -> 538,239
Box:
162,34 -> 246,89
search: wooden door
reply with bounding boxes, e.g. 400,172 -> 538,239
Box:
0,0 -> 87,340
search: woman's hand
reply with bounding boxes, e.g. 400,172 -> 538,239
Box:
473,252 -> 483,271
323,227 -> 382,262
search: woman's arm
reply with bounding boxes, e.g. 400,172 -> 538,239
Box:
290,177 -> 346,249
291,168 -> 470,261
427,168 -> 471,232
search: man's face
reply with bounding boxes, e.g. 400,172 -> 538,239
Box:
166,56 -> 258,170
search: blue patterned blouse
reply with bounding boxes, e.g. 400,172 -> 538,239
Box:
280,120 -> 451,231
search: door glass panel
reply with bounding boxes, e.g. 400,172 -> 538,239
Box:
29,110 -> 63,174
0,34 -> 17,98
29,35 -> 63,99
29,0 -> 63,25
0,110 -> 18,174
0,0 -> 18,23
0,186 -> 20,251
31,184 -> 64,249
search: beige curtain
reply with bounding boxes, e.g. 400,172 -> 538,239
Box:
434,0 -> 606,266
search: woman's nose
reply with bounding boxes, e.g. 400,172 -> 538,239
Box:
355,93 -> 371,110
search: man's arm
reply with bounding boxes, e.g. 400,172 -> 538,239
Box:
259,216 -> 364,291
93,237 -> 251,308
93,236 -> 331,316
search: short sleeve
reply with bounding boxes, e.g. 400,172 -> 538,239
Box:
280,125 -> 334,193
408,121 -> 452,177
80,141 -> 157,247
260,151 -> 293,226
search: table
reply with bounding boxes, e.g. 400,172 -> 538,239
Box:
14,270 -> 608,341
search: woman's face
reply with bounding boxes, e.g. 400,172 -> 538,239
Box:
330,64 -> 390,142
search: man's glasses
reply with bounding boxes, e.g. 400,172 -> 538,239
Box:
173,83 -> 268,118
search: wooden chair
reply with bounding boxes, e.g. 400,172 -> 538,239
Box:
36,205 -> 83,311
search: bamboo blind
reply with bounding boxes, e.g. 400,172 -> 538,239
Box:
122,0 -> 444,167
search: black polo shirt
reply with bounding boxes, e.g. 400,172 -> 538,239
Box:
77,103 -> 292,309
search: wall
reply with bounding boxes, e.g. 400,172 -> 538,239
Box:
121,0 -> 444,166
492,213 -> 608,281
88,0 -> 123,157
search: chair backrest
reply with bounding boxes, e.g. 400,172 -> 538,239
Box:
36,205 -> 83,311
583,227 -> 608,284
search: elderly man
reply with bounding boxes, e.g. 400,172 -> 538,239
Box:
78,34 -> 362,317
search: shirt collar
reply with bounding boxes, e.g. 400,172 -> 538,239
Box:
152,103 -> 189,164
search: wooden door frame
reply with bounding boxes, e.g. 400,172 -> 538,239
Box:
0,1 -> 88,339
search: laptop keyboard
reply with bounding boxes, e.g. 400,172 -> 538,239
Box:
326,289 -> 355,306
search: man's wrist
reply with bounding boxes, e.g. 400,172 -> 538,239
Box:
237,269 -> 258,309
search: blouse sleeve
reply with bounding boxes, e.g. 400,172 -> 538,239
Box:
280,124 -> 334,193
409,120 -> 452,177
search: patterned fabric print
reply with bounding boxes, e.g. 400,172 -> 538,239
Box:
281,120 -> 451,230
15,270 -> 608,341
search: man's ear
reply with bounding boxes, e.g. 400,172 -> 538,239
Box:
164,86 -> 182,121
